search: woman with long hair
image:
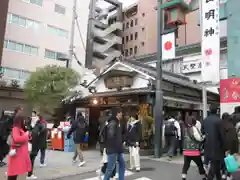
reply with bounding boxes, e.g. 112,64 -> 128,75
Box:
181,116 -> 206,180
7,113 -> 32,180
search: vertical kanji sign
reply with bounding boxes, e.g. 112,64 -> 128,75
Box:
201,0 -> 220,83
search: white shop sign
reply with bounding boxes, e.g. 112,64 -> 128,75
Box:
201,0 -> 220,83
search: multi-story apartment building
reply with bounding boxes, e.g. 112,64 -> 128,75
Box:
122,0 -> 228,93
122,0 -> 157,57
0,0 -> 90,112
1,0 -> 90,87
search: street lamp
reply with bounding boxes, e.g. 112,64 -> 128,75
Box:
154,0 -> 164,158
58,55 -> 70,68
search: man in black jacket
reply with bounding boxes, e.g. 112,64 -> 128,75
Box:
67,112 -> 87,167
202,106 -> 224,180
104,107 -> 125,180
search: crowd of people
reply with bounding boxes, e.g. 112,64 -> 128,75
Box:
96,105 -> 240,180
162,106 -> 240,180
1,105 -> 240,180
96,108 -> 141,180
0,107 -> 48,180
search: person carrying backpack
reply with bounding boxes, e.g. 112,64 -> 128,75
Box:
181,116 -> 206,180
163,115 -> 181,160
67,112 -> 87,167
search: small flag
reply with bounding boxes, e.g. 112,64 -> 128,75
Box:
162,32 -> 176,60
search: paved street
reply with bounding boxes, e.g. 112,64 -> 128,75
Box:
56,159 -> 202,180
0,150 -> 101,180
0,150 -> 208,180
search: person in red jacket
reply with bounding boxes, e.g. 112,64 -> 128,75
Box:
7,113 -> 32,180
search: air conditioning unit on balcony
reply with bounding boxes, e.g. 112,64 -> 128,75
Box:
11,80 -> 20,88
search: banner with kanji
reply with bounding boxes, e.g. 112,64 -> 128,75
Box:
201,0 -> 220,83
220,78 -> 240,103
162,32 -> 175,60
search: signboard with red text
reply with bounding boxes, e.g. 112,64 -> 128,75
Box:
220,78 -> 240,115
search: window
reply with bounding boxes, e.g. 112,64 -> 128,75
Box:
130,34 -> 133,41
2,67 -> 21,79
15,43 -> 24,52
142,13 -> 145,17
54,4 -> 66,15
7,13 -> 40,29
21,70 -> 30,80
130,48 -> 133,55
8,41 -> 16,50
125,49 -> 128,56
4,40 -> 39,56
126,36 -> 129,42
134,46 -> 137,54
3,40 -> 7,48
126,22 -> 129,28
31,47 -> 38,55
11,14 -> 19,24
47,25 -> 68,38
122,37 -> 124,44
1,67 -> 30,81
135,32 -> 138,40
18,17 -> 26,27
22,0 -> 43,6
130,20 -> 133,27
24,45 -> 31,54
142,27 -> 145,31
123,23 -> 125,30
44,49 -> 66,60
141,42 -> 145,46
135,18 -> 138,25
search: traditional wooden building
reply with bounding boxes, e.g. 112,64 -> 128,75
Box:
73,59 -> 219,112
69,59 -> 219,147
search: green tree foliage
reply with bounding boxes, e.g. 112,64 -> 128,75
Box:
24,65 -> 80,115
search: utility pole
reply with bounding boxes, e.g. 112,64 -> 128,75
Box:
202,84 -> 208,119
154,0 -> 164,158
68,0 -> 77,68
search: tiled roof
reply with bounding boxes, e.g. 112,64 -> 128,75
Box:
70,58 -> 219,102
123,59 -> 203,90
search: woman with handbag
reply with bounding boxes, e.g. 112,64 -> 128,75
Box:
7,113 -> 32,180
181,116 -> 206,180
